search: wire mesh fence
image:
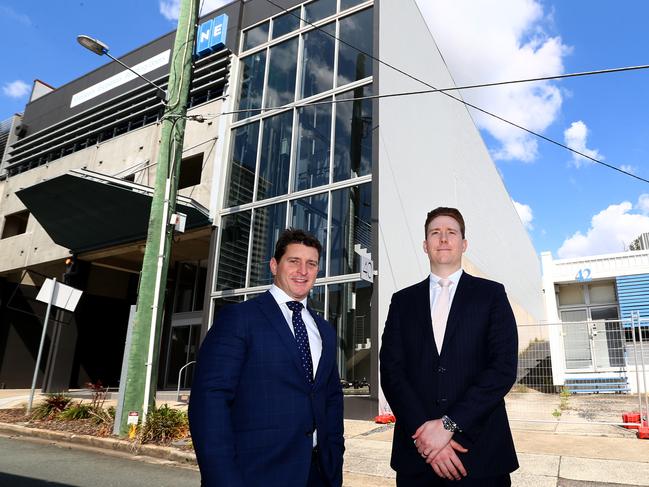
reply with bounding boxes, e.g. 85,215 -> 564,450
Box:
507,318 -> 649,428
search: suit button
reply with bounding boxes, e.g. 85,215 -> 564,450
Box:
437,366 -> 446,373
305,430 -> 313,437
436,398 -> 448,405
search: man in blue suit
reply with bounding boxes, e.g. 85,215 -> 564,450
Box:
380,207 -> 518,486
189,229 -> 344,487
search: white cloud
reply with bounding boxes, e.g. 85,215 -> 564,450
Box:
0,6 -> 31,26
620,164 -> 637,175
2,80 -> 30,99
513,200 -> 534,230
159,0 -> 230,21
637,194 -> 649,214
557,201 -> 649,258
416,0 -> 569,162
563,120 -> 603,168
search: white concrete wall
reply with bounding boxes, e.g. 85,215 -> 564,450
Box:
376,0 -> 544,332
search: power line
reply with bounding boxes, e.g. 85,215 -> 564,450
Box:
260,0 -> 649,184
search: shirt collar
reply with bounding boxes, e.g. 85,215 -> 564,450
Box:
429,268 -> 463,288
269,284 -> 308,308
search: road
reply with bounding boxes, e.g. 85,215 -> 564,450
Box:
0,435 -> 201,486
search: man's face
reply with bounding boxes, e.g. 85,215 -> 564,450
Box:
422,215 -> 467,272
270,243 -> 319,301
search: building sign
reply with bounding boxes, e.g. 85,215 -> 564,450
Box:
196,13 -> 228,57
70,50 -> 170,108
575,268 -> 592,282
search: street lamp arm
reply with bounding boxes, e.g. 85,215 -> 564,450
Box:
76,34 -> 167,103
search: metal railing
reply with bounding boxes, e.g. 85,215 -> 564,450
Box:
176,360 -> 196,402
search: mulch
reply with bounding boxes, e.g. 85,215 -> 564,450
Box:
0,408 -> 110,436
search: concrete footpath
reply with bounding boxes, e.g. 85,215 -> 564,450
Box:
1,390 -> 648,486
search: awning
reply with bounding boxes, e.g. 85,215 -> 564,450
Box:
16,168 -> 211,253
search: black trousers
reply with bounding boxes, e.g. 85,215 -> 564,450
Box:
307,447 -> 329,487
396,470 -> 511,487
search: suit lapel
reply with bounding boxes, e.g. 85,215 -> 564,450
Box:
311,309 -> 332,388
257,291 -> 307,384
441,272 -> 474,353
413,277 -> 437,357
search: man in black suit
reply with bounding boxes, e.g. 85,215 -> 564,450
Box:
189,229 -> 344,487
380,207 -> 518,486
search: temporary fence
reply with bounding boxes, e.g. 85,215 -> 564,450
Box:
507,316 -> 649,432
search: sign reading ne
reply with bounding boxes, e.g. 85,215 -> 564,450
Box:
196,13 -> 228,57
70,50 -> 171,108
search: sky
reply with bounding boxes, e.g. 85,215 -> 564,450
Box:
1,0 -> 649,260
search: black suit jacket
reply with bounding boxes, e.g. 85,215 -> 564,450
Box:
189,291 -> 344,487
380,272 -> 519,478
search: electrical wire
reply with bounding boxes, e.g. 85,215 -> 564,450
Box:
261,0 -> 649,184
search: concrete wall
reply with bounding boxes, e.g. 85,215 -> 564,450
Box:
376,0 -> 544,341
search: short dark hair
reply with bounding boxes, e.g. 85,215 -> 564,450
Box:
424,207 -> 466,238
273,228 -> 322,261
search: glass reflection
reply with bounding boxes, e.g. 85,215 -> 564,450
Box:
226,122 -> 259,207
337,8 -> 373,87
242,22 -> 269,51
334,85 -> 372,182
265,38 -> 298,109
329,281 -> 372,394
215,211 -> 251,290
272,10 -> 300,39
291,193 -> 328,277
304,0 -> 336,23
341,0 -> 366,10
330,183 -> 371,276
236,52 -> 266,121
258,110 -> 293,201
300,23 -> 335,99
308,285 -> 326,317
295,101 -> 332,191
250,202 -> 287,287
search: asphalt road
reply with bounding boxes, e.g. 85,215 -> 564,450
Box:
0,435 -> 201,486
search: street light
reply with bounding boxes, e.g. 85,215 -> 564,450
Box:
76,35 -> 167,102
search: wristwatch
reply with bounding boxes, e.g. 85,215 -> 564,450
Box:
441,415 -> 460,433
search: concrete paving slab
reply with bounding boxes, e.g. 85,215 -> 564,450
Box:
511,471 -> 558,487
560,457 -> 649,486
517,453 -> 560,477
343,472 -> 395,487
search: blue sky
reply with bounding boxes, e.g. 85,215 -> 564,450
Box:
2,0 -> 649,259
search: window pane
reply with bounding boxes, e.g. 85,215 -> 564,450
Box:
333,85 -> 373,182
272,10 -> 300,39
300,23 -> 335,99
295,101 -> 332,191
265,38 -> 298,109
341,0 -> 365,10
330,183 -> 371,276
589,282 -> 616,304
174,262 -> 198,313
215,211 -> 251,290
236,51 -> 266,121
329,280 -> 372,394
250,202 -> 287,287
308,285 -> 326,317
242,21 -> 269,51
258,110 -> 293,201
226,122 -> 259,207
337,8 -> 373,87
291,193 -> 328,277
304,0 -> 336,23
558,284 -> 585,306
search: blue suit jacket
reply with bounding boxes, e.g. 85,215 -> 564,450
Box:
380,272 -> 519,478
189,291 -> 344,487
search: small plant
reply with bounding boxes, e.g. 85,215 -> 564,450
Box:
559,386 -> 571,411
552,409 -> 562,418
58,402 -> 93,420
85,380 -> 107,409
139,405 -> 189,444
30,393 -> 72,420
89,406 -> 115,436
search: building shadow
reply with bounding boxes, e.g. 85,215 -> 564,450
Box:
0,472 -> 76,486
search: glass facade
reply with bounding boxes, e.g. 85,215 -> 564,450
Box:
214,2 -> 375,395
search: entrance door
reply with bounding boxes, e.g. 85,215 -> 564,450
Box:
561,309 -> 592,370
164,322 -> 201,389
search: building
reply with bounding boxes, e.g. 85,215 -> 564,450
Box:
0,0 -> 544,417
542,250 -> 649,394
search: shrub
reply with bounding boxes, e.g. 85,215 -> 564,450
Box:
140,405 -> 189,444
58,402 -> 93,420
30,393 -> 72,420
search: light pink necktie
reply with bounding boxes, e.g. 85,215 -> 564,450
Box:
432,278 -> 452,354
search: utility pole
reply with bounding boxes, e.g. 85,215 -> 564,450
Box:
118,0 -> 200,436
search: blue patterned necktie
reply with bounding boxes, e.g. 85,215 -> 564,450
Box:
286,300 -> 314,384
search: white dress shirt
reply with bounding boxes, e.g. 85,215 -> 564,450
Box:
429,268 -> 463,347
